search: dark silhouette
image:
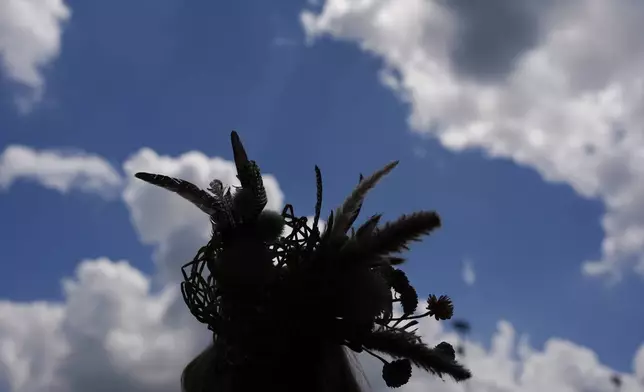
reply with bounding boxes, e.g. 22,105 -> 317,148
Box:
452,319 -> 471,357
135,131 -> 472,391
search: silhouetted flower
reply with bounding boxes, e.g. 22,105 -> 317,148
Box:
426,295 -> 454,320
382,359 -> 412,388
435,342 -> 456,361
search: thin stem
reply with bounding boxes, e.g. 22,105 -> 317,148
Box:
363,348 -> 389,365
389,310 -> 432,323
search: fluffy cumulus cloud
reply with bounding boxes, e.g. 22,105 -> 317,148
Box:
0,145 -> 123,197
0,258 -> 202,392
0,0 -> 71,110
301,0 -> 644,282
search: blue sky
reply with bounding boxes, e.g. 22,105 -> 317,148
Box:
1,0 -> 644,391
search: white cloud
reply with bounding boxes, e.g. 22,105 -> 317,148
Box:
300,0 -> 644,282
0,301 -> 66,392
0,258 -> 205,392
636,346 -> 644,386
462,259 -> 476,286
0,0 -> 71,110
0,145 -> 123,197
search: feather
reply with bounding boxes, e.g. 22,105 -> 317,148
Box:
355,214 -> 381,239
311,166 -> 323,238
247,161 -> 268,216
134,172 -> 217,216
207,179 -> 235,226
230,131 -> 267,220
331,161 -> 398,238
382,256 -> 406,266
338,212 -> 439,268
368,211 -> 441,255
320,210 -> 335,244
230,131 -> 250,186
345,173 -> 365,230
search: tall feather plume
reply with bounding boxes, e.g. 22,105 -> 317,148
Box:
222,188 -> 236,226
367,211 -> 441,255
134,172 -> 217,216
312,166 -> 323,236
355,214 -> 381,239
345,173 -> 365,229
330,161 -> 399,239
382,256 -> 406,266
248,161 -> 268,217
230,131 -> 267,220
306,166 -> 324,252
338,211 -> 440,268
231,131 -> 250,186
207,179 -> 235,227
320,210 -> 335,246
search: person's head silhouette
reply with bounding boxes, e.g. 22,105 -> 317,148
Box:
135,131 -> 471,392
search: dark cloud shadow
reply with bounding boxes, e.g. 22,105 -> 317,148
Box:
440,0 -> 553,82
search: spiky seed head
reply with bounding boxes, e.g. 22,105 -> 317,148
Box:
256,210 -> 286,242
426,295 -> 454,321
435,342 -> 456,361
382,359 -> 412,388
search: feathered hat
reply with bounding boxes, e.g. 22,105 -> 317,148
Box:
134,131 -> 472,388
